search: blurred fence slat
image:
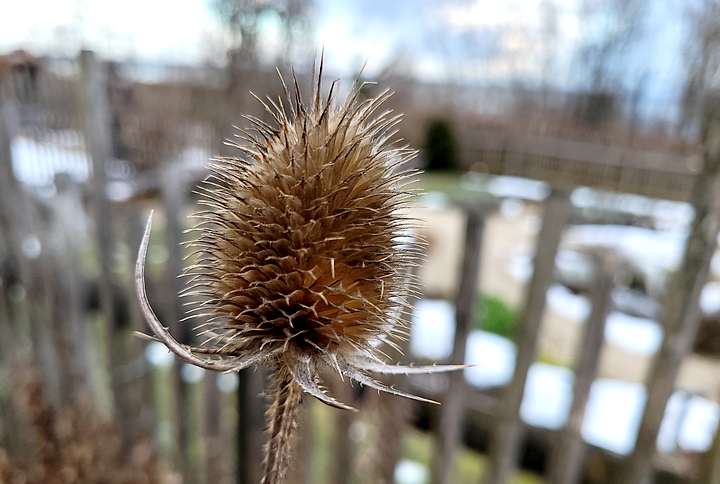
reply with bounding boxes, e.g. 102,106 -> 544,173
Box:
79,49 -> 156,454
0,96 -> 24,455
371,278 -> 420,484
0,98 -> 63,405
547,253 -> 615,484
0,99 -> 22,357
48,176 -> 90,404
431,208 -> 485,484
237,366 -> 267,484
159,160 -> 196,480
483,189 -> 571,484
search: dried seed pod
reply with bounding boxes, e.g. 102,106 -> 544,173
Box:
136,62 -> 464,484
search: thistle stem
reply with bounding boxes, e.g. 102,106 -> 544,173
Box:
261,368 -> 303,484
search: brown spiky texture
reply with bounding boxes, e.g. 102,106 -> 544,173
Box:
135,63 -> 465,484
182,68 -> 464,404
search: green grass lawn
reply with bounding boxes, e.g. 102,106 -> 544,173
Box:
414,171 -> 465,195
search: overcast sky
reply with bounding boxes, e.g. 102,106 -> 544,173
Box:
0,0 -> 698,122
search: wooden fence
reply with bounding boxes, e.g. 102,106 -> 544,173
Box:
0,50 -> 719,484
458,128 -> 700,202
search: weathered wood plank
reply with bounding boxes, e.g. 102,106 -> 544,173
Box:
547,252 -> 615,484
431,209 -> 485,484
483,189 -> 571,484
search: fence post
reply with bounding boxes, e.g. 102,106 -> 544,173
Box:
49,175 -> 91,405
122,206 -> 158,438
331,376 -> 357,484
0,95 -> 26,454
547,251 -> 615,484
483,188 -> 571,484
204,371 -> 225,484
80,49 -> 152,453
158,158 -> 199,480
0,97 -> 63,404
431,204 -> 487,484
615,96 -> 720,484
0,98 -> 22,362
237,367 -> 267,483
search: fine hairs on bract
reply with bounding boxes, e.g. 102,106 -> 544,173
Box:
135,59 -> 464,484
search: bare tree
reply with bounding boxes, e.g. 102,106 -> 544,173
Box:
617,3 -> 720,482
678,1 -> 720,138
210,0 -> 313,68
539,0 -> 559,108
572,0 -> 649,127
576,0 -> 648,91
615,92 -> 720,484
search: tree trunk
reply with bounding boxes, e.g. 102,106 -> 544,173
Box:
615,96 -> 720,484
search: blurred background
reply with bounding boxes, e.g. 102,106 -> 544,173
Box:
2,1 -> 720,483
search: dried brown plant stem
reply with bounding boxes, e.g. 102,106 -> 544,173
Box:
261,369 -> 303,484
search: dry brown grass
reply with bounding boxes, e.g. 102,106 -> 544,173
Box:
0,364 -> 174,484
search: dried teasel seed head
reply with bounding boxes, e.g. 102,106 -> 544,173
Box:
136,65 -> 465,414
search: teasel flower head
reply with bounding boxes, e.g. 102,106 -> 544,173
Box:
136,61 -> 464,483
